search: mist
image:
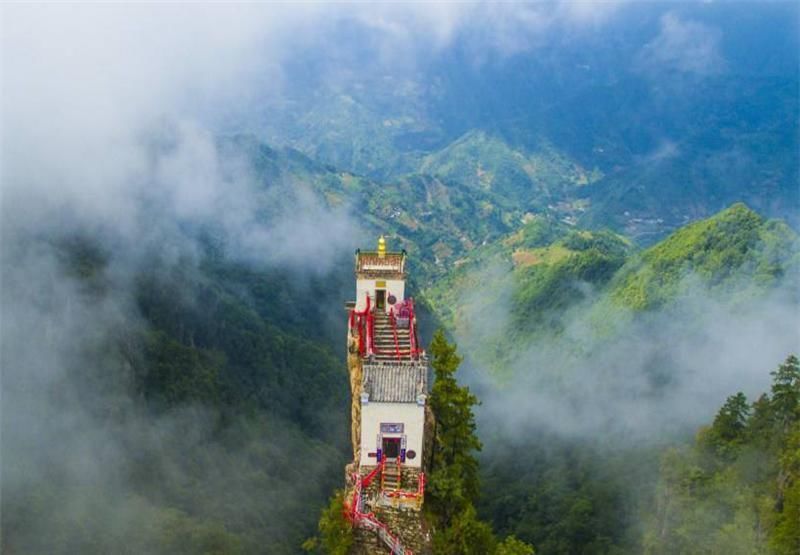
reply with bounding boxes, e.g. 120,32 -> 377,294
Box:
2,2 -> 798,553
468,279 -> 800,444
458,263 -> 799,549
4,3 -> 600,551
0,4 -> 362,553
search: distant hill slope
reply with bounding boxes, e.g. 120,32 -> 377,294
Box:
443,209 -> 799,555
610,203 -> 800,310
226,134 -> 517,279
419,130 -> 601,213
423,203 -> 799,377
255,4 -> 799,243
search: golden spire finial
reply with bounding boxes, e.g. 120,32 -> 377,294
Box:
378,235 -> 386,258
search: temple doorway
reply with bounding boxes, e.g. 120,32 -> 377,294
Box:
382,437 -> 401,459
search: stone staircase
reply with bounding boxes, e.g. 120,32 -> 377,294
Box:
381,460 -> 402,491
372,310 -> 413,362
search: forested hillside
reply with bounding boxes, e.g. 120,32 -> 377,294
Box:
3,3 -> 798,555
423,204 -> 799,553
3,142 -> 797,555
424,204 -> 798,373
644,355 -> 800,554
2,233 -> 353,554
258,3 -> 799,239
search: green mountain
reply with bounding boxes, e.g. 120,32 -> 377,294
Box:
258,19 -> 799,243
7,142 -> 796,555
428,205 -> 799,554
3,234 -> 352,555
610,203 -> 800,310
6,4 -> 800,555
228,134 -> 516,279
419,130 -> 601,213
424,204 -> 798,377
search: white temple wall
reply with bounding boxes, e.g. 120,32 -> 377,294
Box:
355,279 -> 406,312
359,401 -> 425,468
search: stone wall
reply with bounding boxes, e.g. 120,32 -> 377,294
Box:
345,466 -> 432,555
348,331 -> 363,461
371,504 -> 431,555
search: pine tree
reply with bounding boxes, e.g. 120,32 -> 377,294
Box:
427,330 -> 534,554
771,355 -> 800,432
708,392 -> 750,455
428,329 -> 482,523
771,422 -> 800,554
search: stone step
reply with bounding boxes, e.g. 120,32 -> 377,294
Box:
374,338 -> 410,343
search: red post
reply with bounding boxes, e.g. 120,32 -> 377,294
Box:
390,309 -> 401,360
408,298 -> 417,358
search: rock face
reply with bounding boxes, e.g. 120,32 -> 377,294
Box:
347,334 -> 363,462
348,506 -> 431,555
372,505 -> 431,554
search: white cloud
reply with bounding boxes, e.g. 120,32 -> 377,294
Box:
637,12 -> 727,77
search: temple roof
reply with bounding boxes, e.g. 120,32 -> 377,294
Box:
363,361 -> 427,403
355,250 -> 406,276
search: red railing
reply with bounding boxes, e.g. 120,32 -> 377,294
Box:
345,460 -> 415,555
366,309 -> 374,356
389,309 -> 401,360
349,294 -> 372,357
349,295 -> 425,360
383,472 -> 426,503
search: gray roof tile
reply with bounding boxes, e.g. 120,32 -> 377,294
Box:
363,361 -> 428,403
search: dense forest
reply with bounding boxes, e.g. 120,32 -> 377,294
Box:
3,2 -> 799,554
429,203 -> 799,553
2,234 -> 354,554
645,355 -> 800,554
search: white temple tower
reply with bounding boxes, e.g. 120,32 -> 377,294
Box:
344,237 -> 431,553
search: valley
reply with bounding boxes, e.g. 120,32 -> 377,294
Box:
3,2 -> 799,554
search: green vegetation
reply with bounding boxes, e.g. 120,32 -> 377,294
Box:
12,137 -> 798,555
481,439 -> 655,554
225,133 -> 516,279
8,7 -> 800,552
307,490 -> 353,555
424,204 -> 798,378
611,203 -> 800,310
427,331 -> 535,555
643,355 -> 800,554
428,330 -> 483,523
423,215 -> 632,376
3,237 -> 350,555
420,130 -> 598,211
422,205 -> 799,553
